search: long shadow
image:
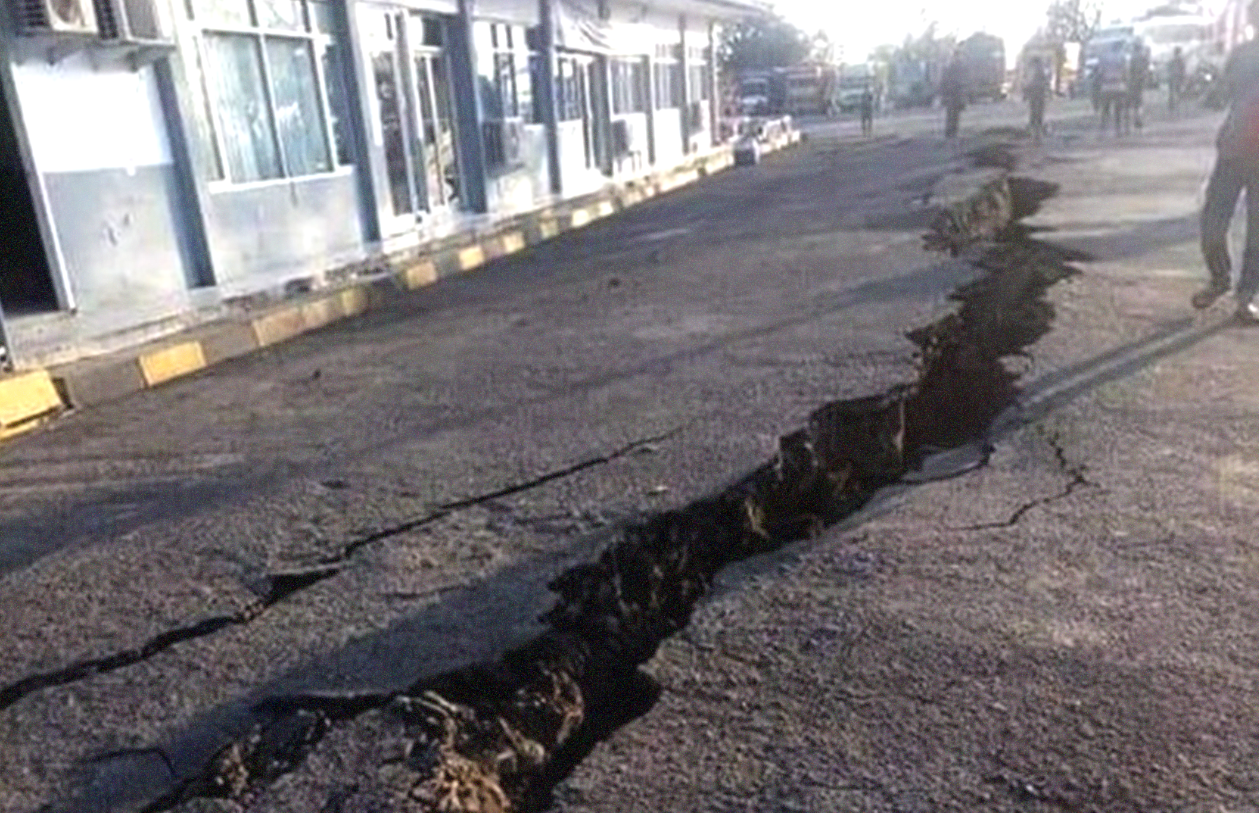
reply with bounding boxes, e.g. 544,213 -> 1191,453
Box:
1046,213 -> 1200,263
0,252 -> 967,578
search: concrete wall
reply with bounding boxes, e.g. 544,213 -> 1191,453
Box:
485,123 -> 552,214
556,117 -> 602,196
12,54 -> 196,319
652,107 -> 683,167
203,171 -> 366,296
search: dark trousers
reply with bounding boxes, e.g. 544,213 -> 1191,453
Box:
1202,156 -> 1259,303
1029,98 -> 1046,135
944,104 -> 962,138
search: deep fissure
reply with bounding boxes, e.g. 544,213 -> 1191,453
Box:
139,161 -> 1087,813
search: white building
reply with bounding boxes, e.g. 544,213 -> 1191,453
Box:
0,0 -> 765,369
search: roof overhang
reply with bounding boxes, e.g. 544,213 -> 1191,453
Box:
642,0 -> 771,20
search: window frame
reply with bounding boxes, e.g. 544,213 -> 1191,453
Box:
611,55 -> 648,116
189,0 -> 348,189
477,20 -> 540,126
652,43 -> 682,110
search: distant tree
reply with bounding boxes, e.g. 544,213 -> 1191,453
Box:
719,14 -> 814,73
1045,0 -> 1103,45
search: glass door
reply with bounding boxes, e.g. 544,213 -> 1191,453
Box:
371,45 -> 414,219
412,51 -> 461,210
405,12 -> 460,214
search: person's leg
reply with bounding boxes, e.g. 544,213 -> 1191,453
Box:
1237,163 -> 1259,319
1196,156 -> 1246,308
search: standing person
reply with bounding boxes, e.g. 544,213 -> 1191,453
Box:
1128,39 -> 1150,130
1168,46 -> 1187,113
1025,55 -> 1051,142
1195,0 -> 1259,322
940,52 -> 967,139
1098,39 -> 1130,136
859,83 -> 875,138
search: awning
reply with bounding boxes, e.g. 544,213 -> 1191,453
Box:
553,0 -> 767,53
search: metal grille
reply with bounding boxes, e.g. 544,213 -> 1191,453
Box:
90,0 -> 120,37
18,0 -> 99,33
91,0 -> 168,41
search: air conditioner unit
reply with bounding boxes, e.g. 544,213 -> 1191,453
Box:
16,0 -> 98,35
92,0 -> 175,44
611,118 -> 634,157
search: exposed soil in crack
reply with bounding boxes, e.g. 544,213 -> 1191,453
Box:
126,156 -> 1090,813
0,433 -> 677,715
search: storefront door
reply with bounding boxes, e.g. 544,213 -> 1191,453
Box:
363,6 -> 461,237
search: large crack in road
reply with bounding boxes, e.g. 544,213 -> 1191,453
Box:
124,153 -> 1088,813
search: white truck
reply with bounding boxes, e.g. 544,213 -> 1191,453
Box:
1135,12 -> 1225,87
836,63 -> 877,113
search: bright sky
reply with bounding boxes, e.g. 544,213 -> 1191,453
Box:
775,0 -> 1180,65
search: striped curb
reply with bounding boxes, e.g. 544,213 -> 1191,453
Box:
5,135 -> 813,436
0,370 -> 65,440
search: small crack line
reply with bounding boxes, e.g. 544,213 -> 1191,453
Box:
322,424 -> 687,564
0,429 -> 685,716
0,568 -> 341,713
952,427 -> 1096,532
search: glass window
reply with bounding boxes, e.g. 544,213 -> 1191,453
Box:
557,58 -> 577,121
266,37 -> 333,175
689,64 -> 708,101
193,0 -> 252,26
654,60 -> 681,108
612,58 -> 647,114
189,40 -> 226,180
321,42 -> 351,165
204,32 -> 282,181
494,51 -> 517,118
255,0 -> 303,30
306,0 -> 334,33
422,17 -> 443,47
518,56 -> 534,123
189,0 -> 345,183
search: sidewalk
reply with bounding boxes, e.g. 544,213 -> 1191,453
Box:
0,130 -> 806,443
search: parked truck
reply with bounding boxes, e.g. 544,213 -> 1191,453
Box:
888,55 -> 938,109
959,32 -> 1006,102
836,62 -> 879,113
737,65 -> 837,117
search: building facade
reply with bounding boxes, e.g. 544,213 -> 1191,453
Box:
0,0 -> 763,370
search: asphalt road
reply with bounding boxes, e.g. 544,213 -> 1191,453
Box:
4,97 -> 1254,813
0,113 -> 993,812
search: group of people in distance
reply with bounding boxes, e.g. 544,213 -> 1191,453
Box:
934,52 -> 1053,144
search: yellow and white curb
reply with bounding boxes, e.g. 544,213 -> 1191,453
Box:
10,137 -> 811,433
